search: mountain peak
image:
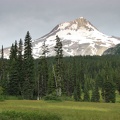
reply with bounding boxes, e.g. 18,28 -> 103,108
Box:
58,17 -> 96,31
79,16 -> 84,19
73,17 -> 89,27
75,17 -> 87,22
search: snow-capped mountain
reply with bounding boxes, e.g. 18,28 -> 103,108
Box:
32,17 -> 120,58
2,17 -> 120,58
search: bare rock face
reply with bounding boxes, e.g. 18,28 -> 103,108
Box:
71,17 -> 93,29
1,17 -> 120,59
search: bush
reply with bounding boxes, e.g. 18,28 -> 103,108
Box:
60,95 -> 74,101
4,96 -> 23,100
0,86 -> 5,102
0,111 -> 61,120
0,86 -> 3,95
0,95 -> 5,102
43,94 -> 62,101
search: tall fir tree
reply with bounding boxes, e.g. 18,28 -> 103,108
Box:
103,62 -> 116,103
67,58 -> 75,96
8,41 -> 19,96
17,39 -> 24,97
54,35 -> 63,96
104,81 -> 116,103
0,45 -> 4,86
114,69 -> 120,95
91,80 -> 100,102
83,75 -> 90,102
74,79 -> 81,101
1,45 -> 4,59
23,31 -> 34,99
38,41 -> 49,99
0,45 -> 8,95
73,58 -> 81,101
47,70 -> 56,94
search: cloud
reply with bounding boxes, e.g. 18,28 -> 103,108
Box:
0,0 -> 120,47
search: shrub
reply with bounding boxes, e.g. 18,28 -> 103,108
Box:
0,86 -> 5,102
0,95 -> 5,102
43,94 -> 62,101
0,86 -> 3,95
4,96 -> 23,100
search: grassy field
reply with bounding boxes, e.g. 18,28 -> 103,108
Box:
0,99 -> 120,120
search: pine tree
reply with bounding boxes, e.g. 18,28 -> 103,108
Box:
104,81 -> 116,103
91,81 -> 100,102
115,69 -> 120,95
0,45 -> 8,95
99,68 -> 106,100
38,41 -> 49,99
83,75 -> 90,102
23,31 -> 34,99
47,70 -> 56,94
103,62 -> 116,103
72,58 -> 81,101
1,45 -> 4,59
0,45 -> 4,86
61,61 -> 71,96
79,60 -> 84,93
67,59 -> 74,96
74,79 -> 81,101
8,41 -> 19,96
54,35 -> 63,96
17,39 -> 24,97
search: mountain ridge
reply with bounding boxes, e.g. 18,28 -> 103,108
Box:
103,44 -> 120,55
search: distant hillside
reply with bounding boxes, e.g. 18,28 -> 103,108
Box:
103,44 -> 120,55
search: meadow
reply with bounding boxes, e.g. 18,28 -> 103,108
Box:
0,98 -> 120,120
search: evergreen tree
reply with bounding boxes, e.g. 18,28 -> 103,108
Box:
103,62 -> 116,103
79,60 -> 84,93
63,62 -> 70,96
72,58 -> 81,101
115,69 -> 120,95
1,45 -> 4,59
61,61 -> 72,96
17,39 -> 24,97
38,41 -> 49,99
8,41 -> 19,96
104,81 -> 115,103
47,70 -> 56,94
74,79 -> 81,101
99,69 -> 106,100
0,45 -> 4,86
54,35 -> 63,96
91,81 -> 100,102
83,75 -> 90,102
23,31 -> 34,99
0,45 -> 8,95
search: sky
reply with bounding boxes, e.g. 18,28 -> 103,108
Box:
0,0 -> 120,48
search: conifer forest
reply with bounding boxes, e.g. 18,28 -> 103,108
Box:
0,31 -> 120,103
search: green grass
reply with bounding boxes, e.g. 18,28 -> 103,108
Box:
0,99 -> 120,120
0,111 -> 61,120
116,92 -> 120,103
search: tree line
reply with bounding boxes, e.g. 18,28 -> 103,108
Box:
0,31 -> 120,103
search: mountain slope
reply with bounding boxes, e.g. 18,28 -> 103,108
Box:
1,17 -> 120,58
103,44 -> 120,55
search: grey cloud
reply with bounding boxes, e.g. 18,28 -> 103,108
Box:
0,0 -> 120,47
